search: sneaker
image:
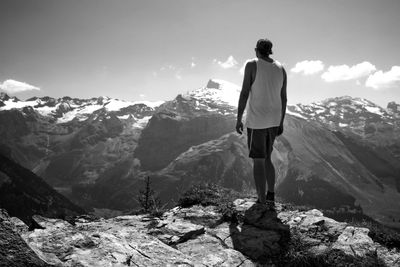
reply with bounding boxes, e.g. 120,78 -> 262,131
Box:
266,191 -> 275,202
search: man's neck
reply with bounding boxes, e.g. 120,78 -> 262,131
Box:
258,56 -> 273,63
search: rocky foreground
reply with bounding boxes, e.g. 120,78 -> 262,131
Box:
1,199 -> 400,266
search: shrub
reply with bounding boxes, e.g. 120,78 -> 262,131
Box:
137,176 -> 163,215
178,182 -> 244,223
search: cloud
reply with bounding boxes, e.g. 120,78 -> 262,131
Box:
0,79 -> 40,94
321,61 -> 376,82
291,60 -> 324,75
159,64 -> 183,80
139,94 -> 146,98
160,64 -> 176,71
365,66 -> 400,89
175,72 -> 183,80
214,55 -> 238,69
190,57 -> 196,68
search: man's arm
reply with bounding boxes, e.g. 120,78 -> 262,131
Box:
277,68 -> 287,136
236,61 -> 255,134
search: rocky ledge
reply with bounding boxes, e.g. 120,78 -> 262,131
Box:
1,199 -> 400,266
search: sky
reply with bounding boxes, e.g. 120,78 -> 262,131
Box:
1,0 -> 400,107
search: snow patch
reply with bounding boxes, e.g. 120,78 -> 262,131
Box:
105,99 -> 136,111
133,116 -> 152,129
286,110 -> 308,119
187,79 -> 240,107
365,106 -> 384,116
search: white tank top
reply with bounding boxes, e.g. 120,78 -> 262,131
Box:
245,58 -> 284,129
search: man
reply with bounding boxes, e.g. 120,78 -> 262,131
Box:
236,38 -> 287,204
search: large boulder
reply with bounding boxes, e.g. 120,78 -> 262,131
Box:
0,209 -> 50,267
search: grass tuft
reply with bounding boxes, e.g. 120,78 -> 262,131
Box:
178,182 -> 245,223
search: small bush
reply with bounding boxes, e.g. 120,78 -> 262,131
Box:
178,182 -> 244,223
178,183 -> 241,207
137,176 -> 161,213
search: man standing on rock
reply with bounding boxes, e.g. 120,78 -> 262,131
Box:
236,38 -> 287,204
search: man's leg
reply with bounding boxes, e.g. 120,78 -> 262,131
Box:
265,154 -> 275,193
265,127 -> 277,201
253,158 -> 267,203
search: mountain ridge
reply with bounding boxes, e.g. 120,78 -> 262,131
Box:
1,79 -> 399,229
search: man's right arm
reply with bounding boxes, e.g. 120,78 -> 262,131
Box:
236,61 -> 255,134
278,68 -> 287,136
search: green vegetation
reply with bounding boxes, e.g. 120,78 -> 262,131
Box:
178,182 -> 246,222
136,176 -> 165,217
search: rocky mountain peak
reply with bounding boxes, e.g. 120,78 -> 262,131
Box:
320,95 -> 376,107
0,92 -> 10,101
387,101 -> 399,112
182,79 -> 240,110
206,79 -> 221,89
287,95 -> 393,125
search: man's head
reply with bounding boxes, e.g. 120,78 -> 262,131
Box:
255,38 -> 273,57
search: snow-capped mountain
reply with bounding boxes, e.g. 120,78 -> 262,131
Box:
287,96 -> 400,159
1,80 -> 400,229
287,96 -> 395,129
184,79 -> 240,114
0,93 -> 163,124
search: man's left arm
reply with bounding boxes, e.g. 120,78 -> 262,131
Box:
277,67 -> 287,136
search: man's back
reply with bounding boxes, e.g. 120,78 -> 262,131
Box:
245,58 -> 284,129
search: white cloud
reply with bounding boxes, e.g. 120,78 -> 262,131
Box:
175,73 -> 183,80
291,60 -> 324,75
139,94 -> 146,98
321,61 -> 376,82
162,64 -> 175,71
365,66 -> 400,89
214,55 -> 238,69
0,79 -> 40,94
159,64 -> 183,80
190,57 -> 196,68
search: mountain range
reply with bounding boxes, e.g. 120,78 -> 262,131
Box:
0,79 -> 399,229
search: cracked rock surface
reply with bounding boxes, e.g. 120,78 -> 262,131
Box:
2,198 -> 400,266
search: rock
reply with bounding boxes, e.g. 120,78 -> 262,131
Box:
22,214 -> 195,266
332,226 -> 400,266
177,233 -> 253,266
242,202 -> 291,234
332,226 -> 375,256
164,205 -> 222,227
230,200 -> 290,263
229,223 -> 283,263
12,199 -> 400,266
9,217 -> 29,234
32,215 -> 73,230
149,218 -> 205,245
0,209 -> 50,267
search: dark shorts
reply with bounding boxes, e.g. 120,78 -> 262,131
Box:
247,127 -> 279,158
